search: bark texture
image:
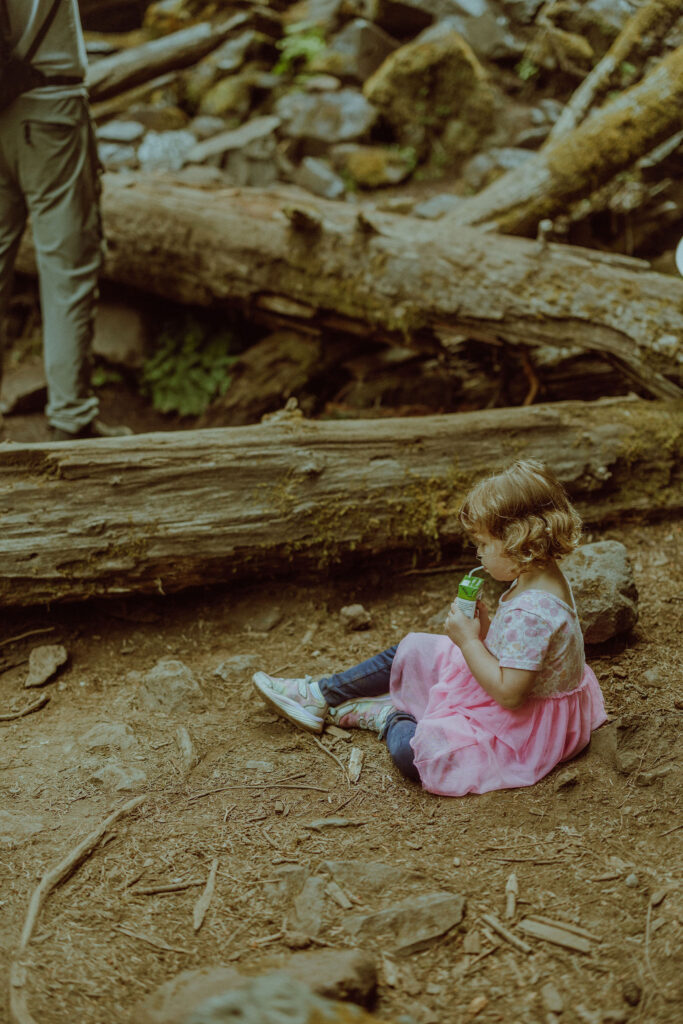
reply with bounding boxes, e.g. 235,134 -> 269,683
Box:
0,398 -> 679,607
445,44 -> 683,234
16,175 -> 683,398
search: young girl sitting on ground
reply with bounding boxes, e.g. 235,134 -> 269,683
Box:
253,459 -> 606,796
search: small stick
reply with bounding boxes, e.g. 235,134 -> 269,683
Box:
249,930 -> 284,947
462,942 -> 501,976
114,925 -> 192,955
480,912 -> 532,955
0,627 -> 54,649
193,858 -> 219,932
311,735 -> 348,780
187,782 -> 330,802
658,822 -> 683,838
133,880 -> 204,896
0,693 -> 50,722
261,828 -> 280,851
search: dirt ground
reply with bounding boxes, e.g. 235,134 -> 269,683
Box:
0,442 -> 681,1024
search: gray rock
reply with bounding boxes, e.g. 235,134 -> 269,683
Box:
562,541 -> 639,644
304,74 -> 342,92
291,876 -> 327,936
316,18 -> 398,81
0,356 -> 47,414
184,975 -> 357,1024
138,130 -> 197,172
294,156 -> 346,199
340,604 -> 372,630
275,89 -> 378,143
189,115 -> 228,140
462,146 -> 532,190
214,654 -> 257,680
90,762 -> 147,792
136,954 -> 377,1024
343,891 -> 465,950
212,31 -> 260,75
97,142 -> 139,170
93,301 -> 148,370
140,658 -> 202,712
96,120 -> 145,144
25,644 -> 68,688
0,810 -> 44,845
420,10 -> 524,61
79,722 -> 137,753
322,860 -> 420,891
413,193 -> 462,219
500,0 -> 543,23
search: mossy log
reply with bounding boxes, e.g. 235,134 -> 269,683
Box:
547,0 -> 683,141
16,173 -> 683,398
0,398 -> 679,607
445,44 -> 683,235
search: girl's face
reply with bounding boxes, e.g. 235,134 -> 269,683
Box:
471,528 -> 521,582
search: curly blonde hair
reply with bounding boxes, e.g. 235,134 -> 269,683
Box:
459,459 -> 582,568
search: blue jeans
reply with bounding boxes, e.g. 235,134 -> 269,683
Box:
318,647 -> 420,783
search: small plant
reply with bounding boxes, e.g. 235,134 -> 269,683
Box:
516,57 -> 539,81
91,365 -> 123,388
140,315 -> 237,417
274,23 -> 327,76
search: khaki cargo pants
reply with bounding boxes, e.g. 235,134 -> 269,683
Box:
0,92 -> 101,432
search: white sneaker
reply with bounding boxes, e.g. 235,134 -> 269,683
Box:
253,671 -> 327,734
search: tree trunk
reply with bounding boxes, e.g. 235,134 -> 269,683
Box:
86,16 -> 245,100
0,398 -> 679,607
444,44 -> 683,235
16,175 -> 683,398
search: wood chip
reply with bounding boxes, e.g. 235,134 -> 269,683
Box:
193,857 -> 218,932
525,914 -> 600,941
517,917 -> 592,952
347,746 -> 363,784
303,817 -> 367,831
505,872 -> 518,920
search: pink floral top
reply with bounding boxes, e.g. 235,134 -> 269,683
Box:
484,585 -> 585,697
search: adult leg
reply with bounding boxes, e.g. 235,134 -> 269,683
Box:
317,645 -> 399,707
18,95 -> 101,433
0,107 -> 29,406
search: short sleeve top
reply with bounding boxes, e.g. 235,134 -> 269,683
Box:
484,585 -> 585,697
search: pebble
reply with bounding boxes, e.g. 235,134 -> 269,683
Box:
453,856 -> 461,867
621,980 -> 642,1006
624,873 -> 639,888
541,982 -> 564,1014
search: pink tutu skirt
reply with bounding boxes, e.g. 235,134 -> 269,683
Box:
390,633 -> 607,797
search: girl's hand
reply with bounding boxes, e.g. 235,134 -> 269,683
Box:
445,605 -> 481,647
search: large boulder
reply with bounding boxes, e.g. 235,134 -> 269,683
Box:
561,541 -> 639,644
135,953 -> 380,1024
363,27 -> 497,163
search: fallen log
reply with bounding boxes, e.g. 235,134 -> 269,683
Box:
444,44 -> 683,235
86,15 -> 247,101
16,174 -> 683,398
0,398 -> 679,607
546,0 -> 683,141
